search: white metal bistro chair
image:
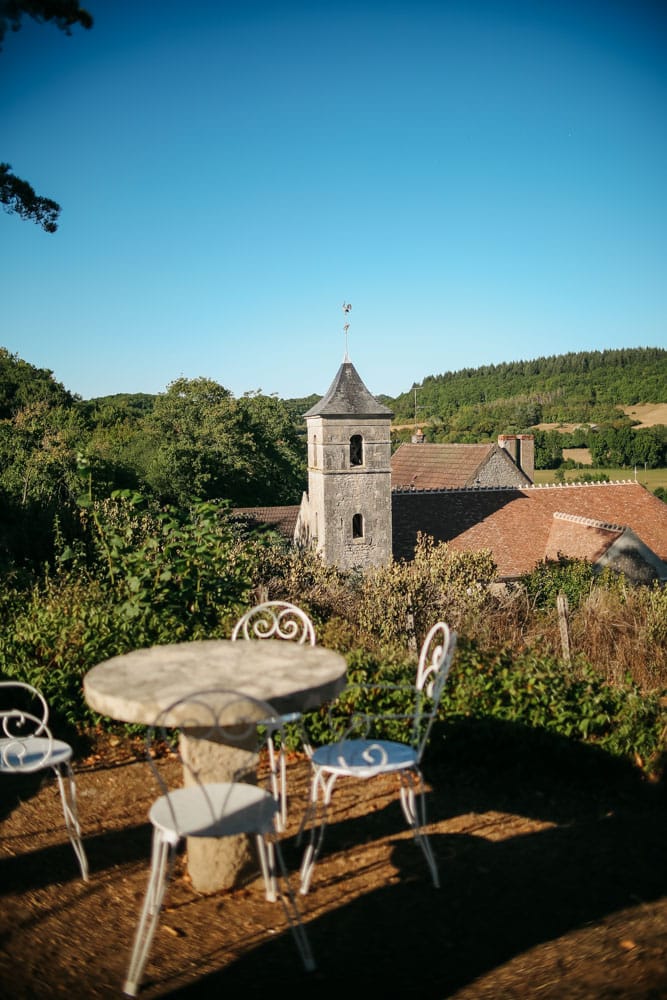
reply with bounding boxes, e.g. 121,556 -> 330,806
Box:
231,601 -> 316,831
123,688 -> 314,997
299,622 -> 457,894
0,680 -> 89,881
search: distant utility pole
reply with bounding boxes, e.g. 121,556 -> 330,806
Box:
412,384 -> 423,423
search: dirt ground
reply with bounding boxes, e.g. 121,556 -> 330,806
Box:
2,720 -> 667,999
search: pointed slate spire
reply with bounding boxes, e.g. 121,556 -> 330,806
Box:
304,361 -> 393,418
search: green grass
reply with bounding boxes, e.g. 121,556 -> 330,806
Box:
533,467 -> 667,492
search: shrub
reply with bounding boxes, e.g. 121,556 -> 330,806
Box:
440,640 -> 667,770
522,557 -> 597,611
0,572 -> 120,728
355,534 -> 496,645
0,494 -> 263,726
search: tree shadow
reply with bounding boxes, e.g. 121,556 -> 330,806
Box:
0,820 -> 153,894
165,717 -> 667,998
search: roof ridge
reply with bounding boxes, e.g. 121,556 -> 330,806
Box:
528,479 -> 639,489
552,511 -> 625,532
391,479 -> 640,495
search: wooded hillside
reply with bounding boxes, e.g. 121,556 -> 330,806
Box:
390,347 -> 667,425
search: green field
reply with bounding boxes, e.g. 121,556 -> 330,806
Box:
533,467 -> 667,492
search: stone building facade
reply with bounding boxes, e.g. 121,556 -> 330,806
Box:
236,359 -> 667,582
294,361 -> 393,570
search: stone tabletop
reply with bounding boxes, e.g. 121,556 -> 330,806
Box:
84,639 -> 347,725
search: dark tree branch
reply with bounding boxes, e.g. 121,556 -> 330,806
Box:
1,3 -> 93,232
0,1 -> 93,46
0,162 -> 61,232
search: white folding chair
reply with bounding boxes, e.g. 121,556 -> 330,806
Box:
232,601 -> 316,831
124,688 -> 314,996
0,680 -> 89,881
299,622 -> 457,894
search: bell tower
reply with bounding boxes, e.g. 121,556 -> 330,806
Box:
300,357 -> 394,570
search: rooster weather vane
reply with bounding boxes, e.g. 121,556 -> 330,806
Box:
342,302 -> 352,360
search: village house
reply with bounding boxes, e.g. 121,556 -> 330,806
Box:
234,359 -> 667,583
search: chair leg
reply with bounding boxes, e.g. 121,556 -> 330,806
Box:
398,769 -> 439,888
52,763 -> 89,882
272,840 -> 316,972
266,734 -> 287,833
299,768 -> 337,895
255,834 -> 277,902
124,828 -> 173,996
278,745 -> 288,832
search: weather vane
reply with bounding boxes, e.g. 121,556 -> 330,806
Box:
342,302 -> 352,360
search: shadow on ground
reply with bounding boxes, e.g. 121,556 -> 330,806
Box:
2,718 -> 666,998
164,719 -> 667,998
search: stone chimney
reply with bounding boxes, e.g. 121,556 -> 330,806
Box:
411,427 -> 425,444
517,434 -> 535,482
497,434 -> 517,463
498,433 -> 534,482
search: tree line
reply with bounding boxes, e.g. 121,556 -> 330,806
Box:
0,348 -> 307,570
2,344 -> 666,572
392,347 -> 667,428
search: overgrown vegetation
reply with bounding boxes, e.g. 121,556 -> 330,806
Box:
1,344 -> 666,773
1,496 -> 665,773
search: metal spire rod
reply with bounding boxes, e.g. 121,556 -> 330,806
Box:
342,302 -> 352,360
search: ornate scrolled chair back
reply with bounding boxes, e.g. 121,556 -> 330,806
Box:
298,621 -> 457,895
231,601 -> 316,832
0,680 -> 88,881
414,622 -> 457,761
231,601 -> 316,645
0,682 -> 54,773
416,622 -> 456,701
147,687 -> 286,824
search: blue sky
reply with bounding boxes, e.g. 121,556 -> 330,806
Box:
1,0 -> 665,401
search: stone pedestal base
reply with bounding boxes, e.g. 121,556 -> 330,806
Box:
179,730 -> 258,893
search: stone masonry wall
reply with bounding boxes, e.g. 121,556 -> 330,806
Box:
306,415 -> 392,570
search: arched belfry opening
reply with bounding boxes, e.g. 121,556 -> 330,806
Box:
350,434 -> 363,467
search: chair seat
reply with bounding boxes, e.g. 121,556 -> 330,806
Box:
311,739 -> 418,778
149,781 -> 279,841
0,736 -> 73,773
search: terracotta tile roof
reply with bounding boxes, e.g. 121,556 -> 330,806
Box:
231,506 -> 300,540
392,481 -> 667,578
391,443 -> 496,488
544,513 -> 624,563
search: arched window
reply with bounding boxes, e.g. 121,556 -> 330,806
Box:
350,434 -> 363,467
352,513 -> 364,539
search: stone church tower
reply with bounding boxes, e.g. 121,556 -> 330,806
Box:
295,360 -> 394,570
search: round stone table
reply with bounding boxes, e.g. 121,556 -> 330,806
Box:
84,639 -> 347,891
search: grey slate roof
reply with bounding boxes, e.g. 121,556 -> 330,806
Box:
303,361 -> 394,418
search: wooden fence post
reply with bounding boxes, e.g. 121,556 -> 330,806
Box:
405,594 -> 418,652
557,592 -> 571,665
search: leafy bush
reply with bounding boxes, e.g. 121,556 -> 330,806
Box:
356,534 -> 496,645
250,542 -> 354,626
0,572 -> 120,728
78,492 -> 258,641
522,557 -> 597,611
0,494 -> 262,726
295,638 -> 667,772
441,640 -> 667,769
